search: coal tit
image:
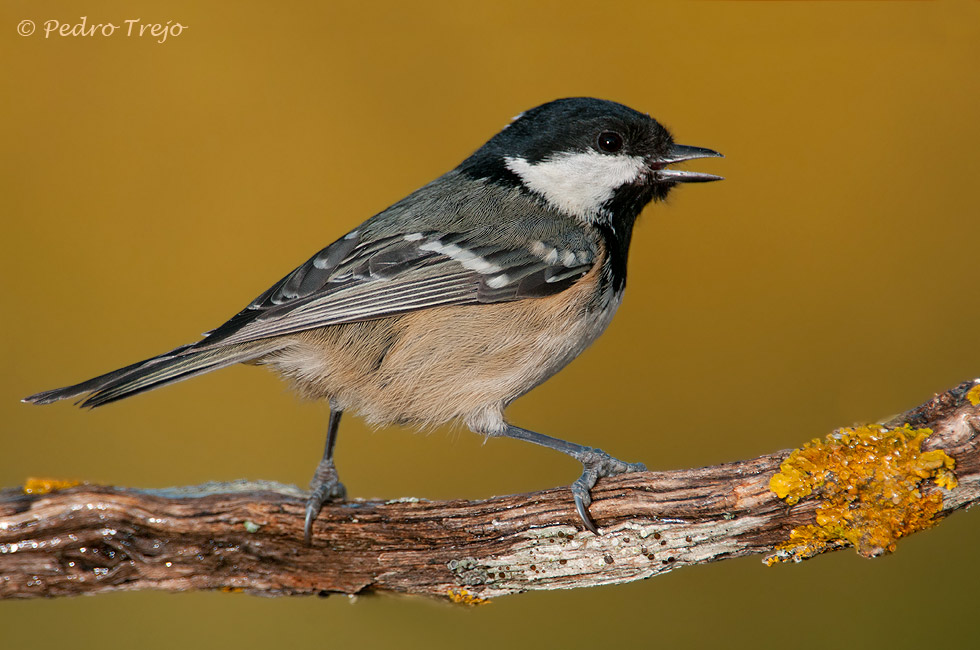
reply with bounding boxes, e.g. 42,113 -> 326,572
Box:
26,97 -> 722,539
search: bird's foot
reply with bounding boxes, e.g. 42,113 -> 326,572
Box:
304,460 -> 347,545
570,448 -> 647,535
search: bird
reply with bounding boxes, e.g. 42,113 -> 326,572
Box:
24,97 -> 722,541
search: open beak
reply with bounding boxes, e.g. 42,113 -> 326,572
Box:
650,144 -> 724,183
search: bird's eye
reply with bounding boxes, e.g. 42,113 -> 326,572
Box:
597,131 -> 624,153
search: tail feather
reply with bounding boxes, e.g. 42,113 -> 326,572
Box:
23,341 -> 283,408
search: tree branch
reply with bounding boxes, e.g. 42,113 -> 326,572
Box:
2,380 -> 978,601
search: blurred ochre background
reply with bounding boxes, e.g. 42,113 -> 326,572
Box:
2,1 -> 979,648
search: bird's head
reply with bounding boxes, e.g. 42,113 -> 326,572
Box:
459,97 -> 722,227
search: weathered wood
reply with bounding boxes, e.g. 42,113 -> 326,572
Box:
2,380 -> 978,601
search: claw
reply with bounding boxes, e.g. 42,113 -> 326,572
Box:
303,460 -> 346,545
569,449 -> 647,535
572,485 -> 599,535
303,499 -> 321,546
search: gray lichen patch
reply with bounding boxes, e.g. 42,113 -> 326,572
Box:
447,557 -> 490,586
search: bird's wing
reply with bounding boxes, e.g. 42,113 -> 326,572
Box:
194,228 -> 596,349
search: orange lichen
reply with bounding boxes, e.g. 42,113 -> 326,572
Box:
967,384 -> 980,407
767,424 -> 957,563
447,588 -> 489,605
23,477 -> 82,495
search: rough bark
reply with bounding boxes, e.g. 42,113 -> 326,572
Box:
2,380 -> 978,601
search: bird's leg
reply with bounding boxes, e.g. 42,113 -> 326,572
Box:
500,425 -> 646,535
304,407 -> 346,544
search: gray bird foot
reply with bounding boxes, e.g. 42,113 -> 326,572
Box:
304,460 -> 347,545
570,448 -> 647,535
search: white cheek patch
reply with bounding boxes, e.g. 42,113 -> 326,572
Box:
505,151 -> 645,221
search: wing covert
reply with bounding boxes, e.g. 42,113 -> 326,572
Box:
196,228 -> 597,349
